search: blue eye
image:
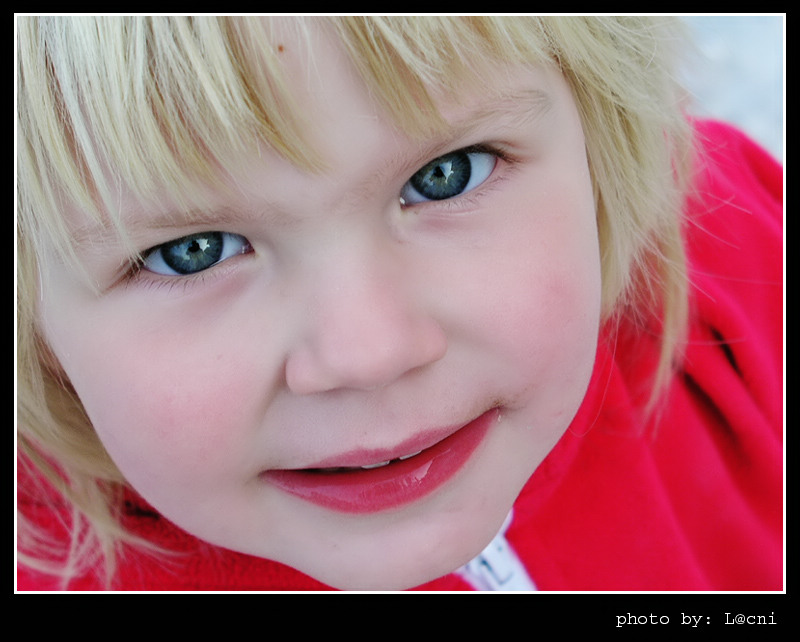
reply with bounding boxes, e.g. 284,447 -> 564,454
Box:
400,149 -> 497,206
143,232 -> 250,276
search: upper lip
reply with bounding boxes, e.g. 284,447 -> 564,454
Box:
294,414 -> 485,471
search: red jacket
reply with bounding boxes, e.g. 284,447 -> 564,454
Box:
17,120 -> 783,591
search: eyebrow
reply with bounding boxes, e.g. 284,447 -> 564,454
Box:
436,88 -> 552,147
73,88 -> 552,251
385,88 -> 552,172
353,87 -> 551,201
370,89 -> 553,182
71,203 -> 279,255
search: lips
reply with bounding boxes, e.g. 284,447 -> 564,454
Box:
261,408 -> 499,513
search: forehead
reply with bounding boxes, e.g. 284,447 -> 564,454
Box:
70,93 -> 558,262
46,18 -> 562,257
22,17 -> 566,251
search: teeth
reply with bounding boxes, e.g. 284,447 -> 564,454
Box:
358,450 -> 423,470
398,450 -> 422,461
360,460 -> 392,470
310,450 -> 424,474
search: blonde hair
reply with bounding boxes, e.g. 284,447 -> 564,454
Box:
17,15 -> 693,586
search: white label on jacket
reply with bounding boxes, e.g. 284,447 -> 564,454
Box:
455,511 -> 537,591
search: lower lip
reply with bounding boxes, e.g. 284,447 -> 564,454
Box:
262,409 -> 499,514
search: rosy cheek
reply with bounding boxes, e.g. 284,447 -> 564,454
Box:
69,322 -> 262,485
507,275 -> 595,370
473,212 -> 600,390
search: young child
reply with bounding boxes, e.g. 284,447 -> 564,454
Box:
16,16 -> 782,591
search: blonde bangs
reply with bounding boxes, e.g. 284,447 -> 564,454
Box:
19,18 -> 310,263
19,15 -> 689,304
329,17 -> 552,129
19,17 -> 555,270
18,13 -> 693,396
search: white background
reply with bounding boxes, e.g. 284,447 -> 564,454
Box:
681,14 -> 784,160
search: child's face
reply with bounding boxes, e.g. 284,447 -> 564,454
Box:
38,27 -> 601,589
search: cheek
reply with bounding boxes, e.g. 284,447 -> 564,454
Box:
485,196 -> 600,367
495,264 -> 600,398
47,303 -> 268,492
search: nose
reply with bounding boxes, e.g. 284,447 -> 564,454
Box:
284,248 -> 447,394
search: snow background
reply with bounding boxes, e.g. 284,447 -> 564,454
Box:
680,15 -> 784,160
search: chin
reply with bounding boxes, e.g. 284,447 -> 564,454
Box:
311,543 -> 482,591
286,497 -> 514,591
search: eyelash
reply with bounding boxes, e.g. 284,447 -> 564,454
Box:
123,266 -> 210,293
122,234 -> 253,289
399,143 -> 512,210
121,143 -> 513,288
